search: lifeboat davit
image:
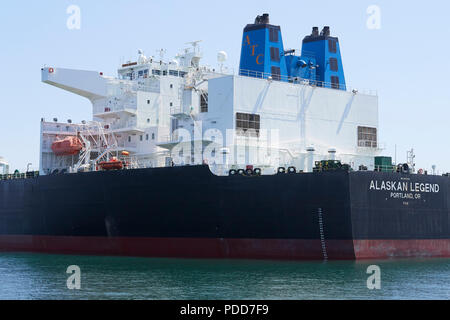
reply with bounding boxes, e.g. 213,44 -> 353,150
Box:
51,136 -> 83,156
99,158 -> 124,171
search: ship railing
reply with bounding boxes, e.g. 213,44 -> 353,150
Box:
120,156 -> 148,170
170,105 -> 193,117
170,106 -> 183,115
108,118 -> 138,131
116,142 -> 138,149
238,69 -> 377,96
94,104 -> 137,116
0,171 -> 40,181
374,165 -> 396,172
158,134 -> 182,144
106,79 -> 160,94
42,123 -> 79,135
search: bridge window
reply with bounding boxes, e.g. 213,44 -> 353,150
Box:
269,28 -> 279,42
358,127 -> 378,148
331,76 -> 340,89
236,113 -> 260,137
329,58 -> 338,72
270,47 -> 280,62
138,69 -> 149,78
200,92 -> 208,113
271,66 -> 281,81
328,39 -> 337,53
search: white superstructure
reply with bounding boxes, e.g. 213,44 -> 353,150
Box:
40,42 -> 380,176
0,157 -> 9,175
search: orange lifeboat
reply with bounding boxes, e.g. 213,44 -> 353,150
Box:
99,158 -> 124,171
51,136 -> 83,156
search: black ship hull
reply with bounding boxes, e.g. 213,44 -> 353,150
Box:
0,166 -> 448,260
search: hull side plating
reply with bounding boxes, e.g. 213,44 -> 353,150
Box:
0,166 -> 448,260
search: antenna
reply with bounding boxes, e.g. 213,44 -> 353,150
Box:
186,40 -> 202,53
157,49 -> 167,60
395,144 -> 397,165
406,149 -> 416,173
217,51 -> 228,73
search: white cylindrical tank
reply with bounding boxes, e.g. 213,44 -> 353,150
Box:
328,148 -> 337,161
306,147 -> 315,173
0,157 -> 9,174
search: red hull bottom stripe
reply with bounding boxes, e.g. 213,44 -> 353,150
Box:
0,236 -> 448,260
353,239 -> 450,259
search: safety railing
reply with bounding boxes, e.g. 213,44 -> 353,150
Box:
41,123 -> 79,135
0,171 -> 40,181
238,69 -> 377,96
106,79 -> 160,95
116,142 -> 137,149
374,165 -> 396,172
158,134 -> 182,144
109,118 -> 138,131
94,104 -> 137,116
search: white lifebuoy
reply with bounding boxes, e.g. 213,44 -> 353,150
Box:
49,68 -> 54,73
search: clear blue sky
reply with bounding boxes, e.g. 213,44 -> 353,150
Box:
0,0 -> 449,173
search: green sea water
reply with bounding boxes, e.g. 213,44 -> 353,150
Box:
0,253 -> 448,300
